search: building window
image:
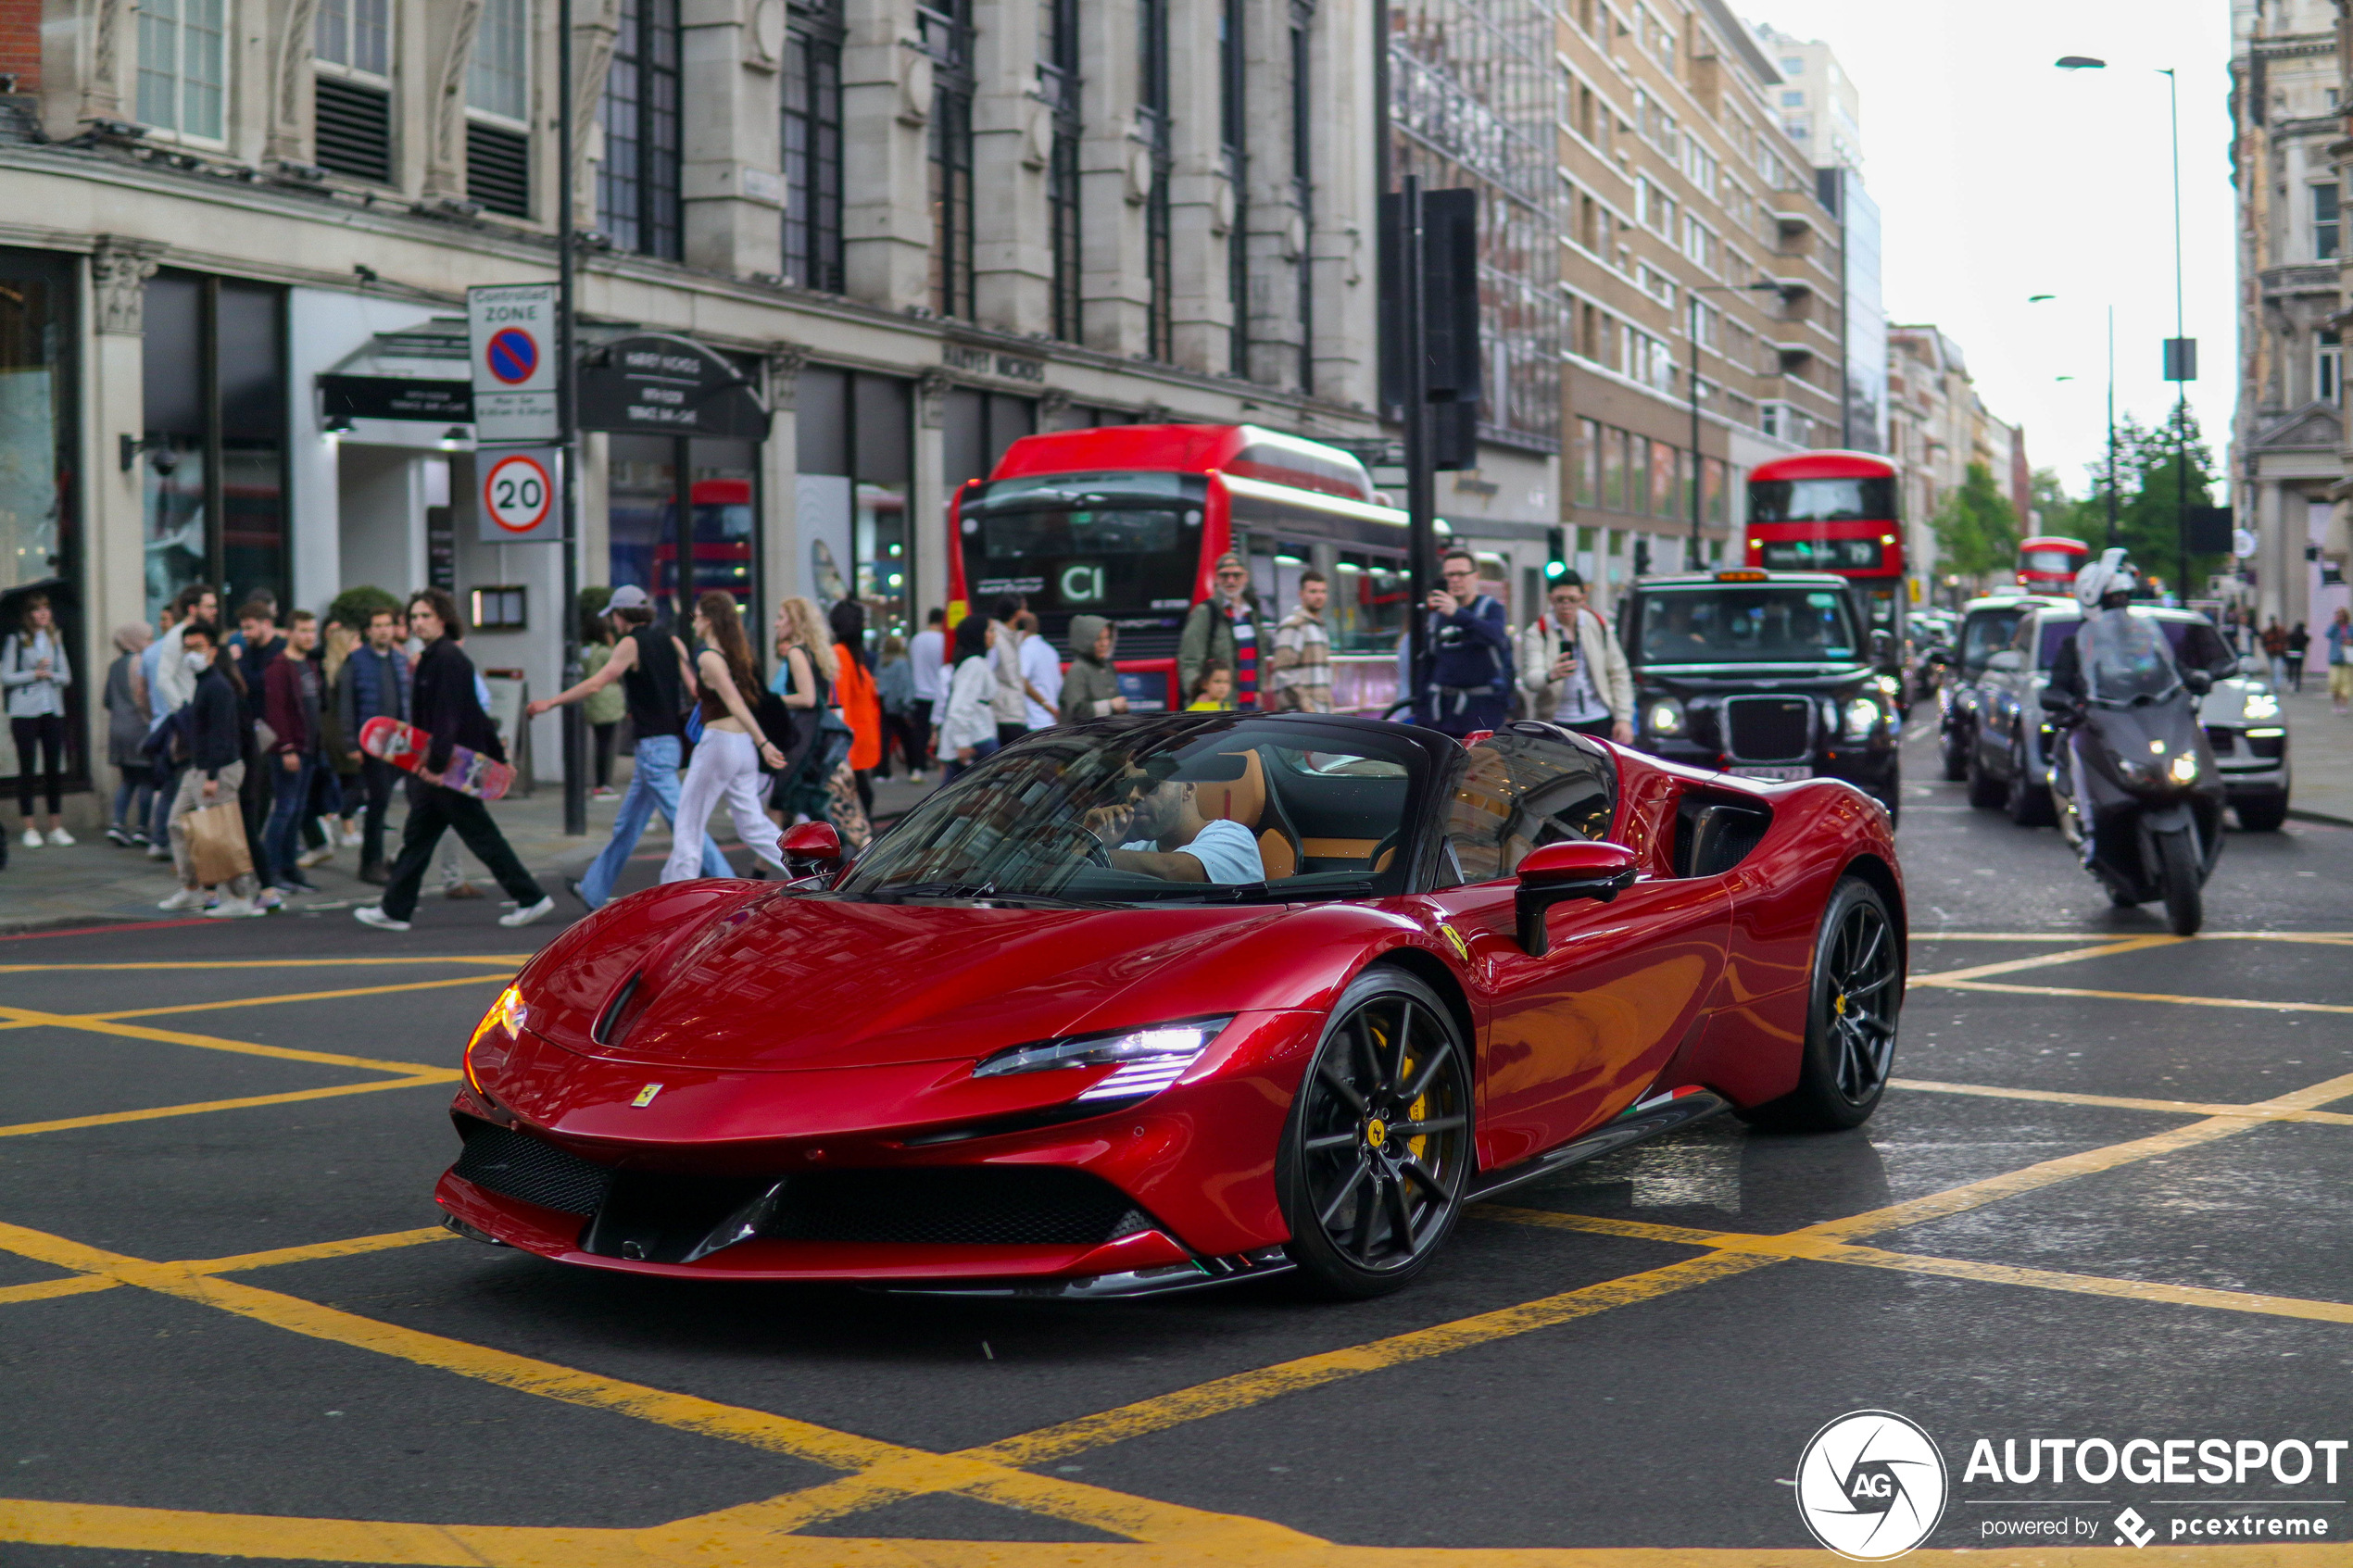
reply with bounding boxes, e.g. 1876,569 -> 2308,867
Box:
2322,331 -> 2342,405
599,0 -> 683,260
1042,0 -> 1082,340
468,0 -> 527,120
466,0 -> 530,217
1574,418 -> 1601,508
139,0 -> 226,142
919,0 -> 975,320
1139,0 -> 1174,360
1220,0 -> 1246,373
317,0 -> 389,75
782,0 -> 845,292
1289,6 -> 1312,392
2316,182 -> 2340,262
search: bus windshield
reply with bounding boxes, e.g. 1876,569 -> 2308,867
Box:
1749,476 -> 1898,524
1631,586 -> 1863,665
960,474 -> 1206,616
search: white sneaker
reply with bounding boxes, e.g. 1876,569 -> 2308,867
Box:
157,886 -> 206,911
256,887 -> 285,911
354,905 -> 410,932
145,843 -> 171,860
203,897 -> 264,919
46,827 -> 74,847
296,845 -> 333,868
19,828 -> 39,848
341,825 -> 365,847
498,896 -> 556,928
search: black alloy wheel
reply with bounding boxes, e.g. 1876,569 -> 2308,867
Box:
2006,731 -> 2055,826
1964,732 -> 2004,809
1940,723 -> 1969,782
1741,876 -> 1902,1132
1277,968 -> 1472,1298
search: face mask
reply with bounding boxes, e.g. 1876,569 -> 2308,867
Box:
184,651 -> 208,672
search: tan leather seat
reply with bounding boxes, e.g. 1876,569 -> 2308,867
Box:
1194,751 -> 1299,880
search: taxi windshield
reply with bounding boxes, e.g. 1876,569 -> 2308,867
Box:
1631,586 -> 1862,665
2079,610 -> 2182,706
836,717 -> 1425,904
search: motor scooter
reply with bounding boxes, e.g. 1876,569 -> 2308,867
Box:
2042,668 -> 2225,936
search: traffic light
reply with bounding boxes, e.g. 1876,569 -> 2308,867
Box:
1545,527 -> 1568,581
1633,537 -> 1654,577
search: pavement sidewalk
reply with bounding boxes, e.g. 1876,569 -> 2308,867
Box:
0,759 -> 940,933
2277,677 -> 2353,826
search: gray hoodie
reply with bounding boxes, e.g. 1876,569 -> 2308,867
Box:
1059,614 -> 1124,723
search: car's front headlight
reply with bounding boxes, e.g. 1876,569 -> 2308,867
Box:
1646,697 -> 1685,737
1843,697 -> 1881,741
2243,692 -> 2281,721
974,1018 -> 1232,1102
465,985 -> 530,1096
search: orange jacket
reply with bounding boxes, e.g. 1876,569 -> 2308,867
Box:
832,644 -> 882,771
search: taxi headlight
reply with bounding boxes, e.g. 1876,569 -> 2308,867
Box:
1646,698 -> 1686,737
974,1018 -> 1231,1101
2167,753 -> 2199,784
2243,693 -> 2281,721
1843,698 -> 1881,740
465,985 -> 530,1096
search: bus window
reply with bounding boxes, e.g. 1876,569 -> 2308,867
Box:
1332,555 -> 1409,654
1748,475 -> 1898,523
960,491 -> 1200,619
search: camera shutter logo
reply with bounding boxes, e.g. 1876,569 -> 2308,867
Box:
1795,1411 -> 1948,1561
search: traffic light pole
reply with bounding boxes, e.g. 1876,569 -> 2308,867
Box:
556,0 -> 585,836
1400,175 -> 1435,721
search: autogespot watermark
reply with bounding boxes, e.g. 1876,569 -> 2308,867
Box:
1795,1413 -> 2346,1558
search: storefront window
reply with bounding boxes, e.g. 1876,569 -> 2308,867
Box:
606,434 -> 677,608
140,271 -> 284,623
0,249 -> 80,797
798,367 -> 910,638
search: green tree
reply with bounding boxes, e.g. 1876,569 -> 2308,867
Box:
326,584 -> 403,633
1930,461 -> 2021,584
2077,408 -> 2224,598
2026,467 -> 2084,541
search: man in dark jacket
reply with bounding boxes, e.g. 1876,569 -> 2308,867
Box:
157,621 -> 264,917
260,610 -> 325,894
1421,548 -> 1513,735
355,590 -> 552,932
339,607 -> 410,882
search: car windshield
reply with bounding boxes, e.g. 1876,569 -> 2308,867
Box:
2078,609 -> 2182,705
1961,610 -> 2021,671
836,717 -> 1425,904
2153,616 -> 2235,675
1631,586 -> 1862,665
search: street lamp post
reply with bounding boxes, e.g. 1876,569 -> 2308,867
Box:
1687,281 -> 1783,570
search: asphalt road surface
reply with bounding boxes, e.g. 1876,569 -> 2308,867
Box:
4,721 -> 2350,1566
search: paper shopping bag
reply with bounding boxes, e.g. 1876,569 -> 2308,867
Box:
186,799 -> 254,885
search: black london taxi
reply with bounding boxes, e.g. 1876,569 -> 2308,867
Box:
1619,569 -> 1904,822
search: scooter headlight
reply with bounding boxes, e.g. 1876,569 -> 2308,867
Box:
2167,753 -> 2199,784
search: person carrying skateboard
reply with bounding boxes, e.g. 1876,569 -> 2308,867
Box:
525,583 -> 728,909
355,589 -> 552,932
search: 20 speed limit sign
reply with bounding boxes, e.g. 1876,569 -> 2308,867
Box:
479,449 -> 559,542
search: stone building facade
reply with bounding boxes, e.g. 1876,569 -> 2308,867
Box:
2230,0 -> 2350,631
1888,322 -> 2027,601
0,0 -> 1385,810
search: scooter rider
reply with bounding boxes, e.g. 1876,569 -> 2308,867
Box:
2047,548 -> 2160,865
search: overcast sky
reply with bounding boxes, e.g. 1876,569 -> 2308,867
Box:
1746,1 -> 2238,501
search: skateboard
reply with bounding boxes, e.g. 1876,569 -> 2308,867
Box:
359,715 -> 515,801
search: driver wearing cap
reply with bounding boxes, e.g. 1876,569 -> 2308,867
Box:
1083,755 -> 1266,884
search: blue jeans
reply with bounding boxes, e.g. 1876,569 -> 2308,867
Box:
942,735 -> 999,783
263,755 -> 318,885
577,734 -> 728,908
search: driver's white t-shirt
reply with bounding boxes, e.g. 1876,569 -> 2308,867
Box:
1121,817 -> 1265,884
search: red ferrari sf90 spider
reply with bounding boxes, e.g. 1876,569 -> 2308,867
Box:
438,714 -> 1904,1299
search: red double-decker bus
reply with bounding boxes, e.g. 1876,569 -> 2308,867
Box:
1743,450 -> 1906,674
946,424 -> 1415,712
2015,534 -> 2090,593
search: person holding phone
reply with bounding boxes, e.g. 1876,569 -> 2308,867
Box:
1518,571 -> 1632,743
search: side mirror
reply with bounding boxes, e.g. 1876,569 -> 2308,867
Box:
2183,669 -> 2212,696
2038,687 -> 2075,715
1869,630 -> 1894,663
780,822 -> 843,863
2237,655 -> 2265,678
1514,840 -> 1638,957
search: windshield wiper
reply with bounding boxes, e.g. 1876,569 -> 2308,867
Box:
860,881 -> 1087,909
1126,877 -> 1379,905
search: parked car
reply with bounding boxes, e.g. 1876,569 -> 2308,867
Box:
1939,596 -> 2058,784
1968,601 -> 2258,829
1622,569 -> 1903,822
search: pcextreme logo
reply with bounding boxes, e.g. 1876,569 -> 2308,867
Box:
1795,1410 -> 1950,1561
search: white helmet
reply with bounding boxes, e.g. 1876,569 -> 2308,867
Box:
2073,546 -> 2139,610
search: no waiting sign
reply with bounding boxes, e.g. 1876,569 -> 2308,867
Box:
476,447 -> 562,544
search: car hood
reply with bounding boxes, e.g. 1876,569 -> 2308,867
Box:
1635,665 -> 1874,696
540,888 -> 1306,1073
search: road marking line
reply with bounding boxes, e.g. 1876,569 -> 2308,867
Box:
188,1226 -> 457,1276
1907,936 -> 2176,986
0,956 -> 530,973
0,1005 -> 445,1077
1927,979 -> 2353,1016
73,974 -> 511,1024
0,1274 -> 120,1306
0,1217 -> 1294,1552
1891,1076 -> 2353,1126
0,1073 -> 454,1142
1914,931 -> 2353,941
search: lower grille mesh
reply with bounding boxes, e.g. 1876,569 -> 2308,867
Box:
763,1167 -> 1151,1248
451,1123 -> 615,1215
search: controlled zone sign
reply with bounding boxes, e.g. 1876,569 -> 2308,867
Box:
477,447 -> 562,543
468,282 -> 559,442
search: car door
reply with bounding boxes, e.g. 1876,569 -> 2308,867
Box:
1421,734 -> 1730,1172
